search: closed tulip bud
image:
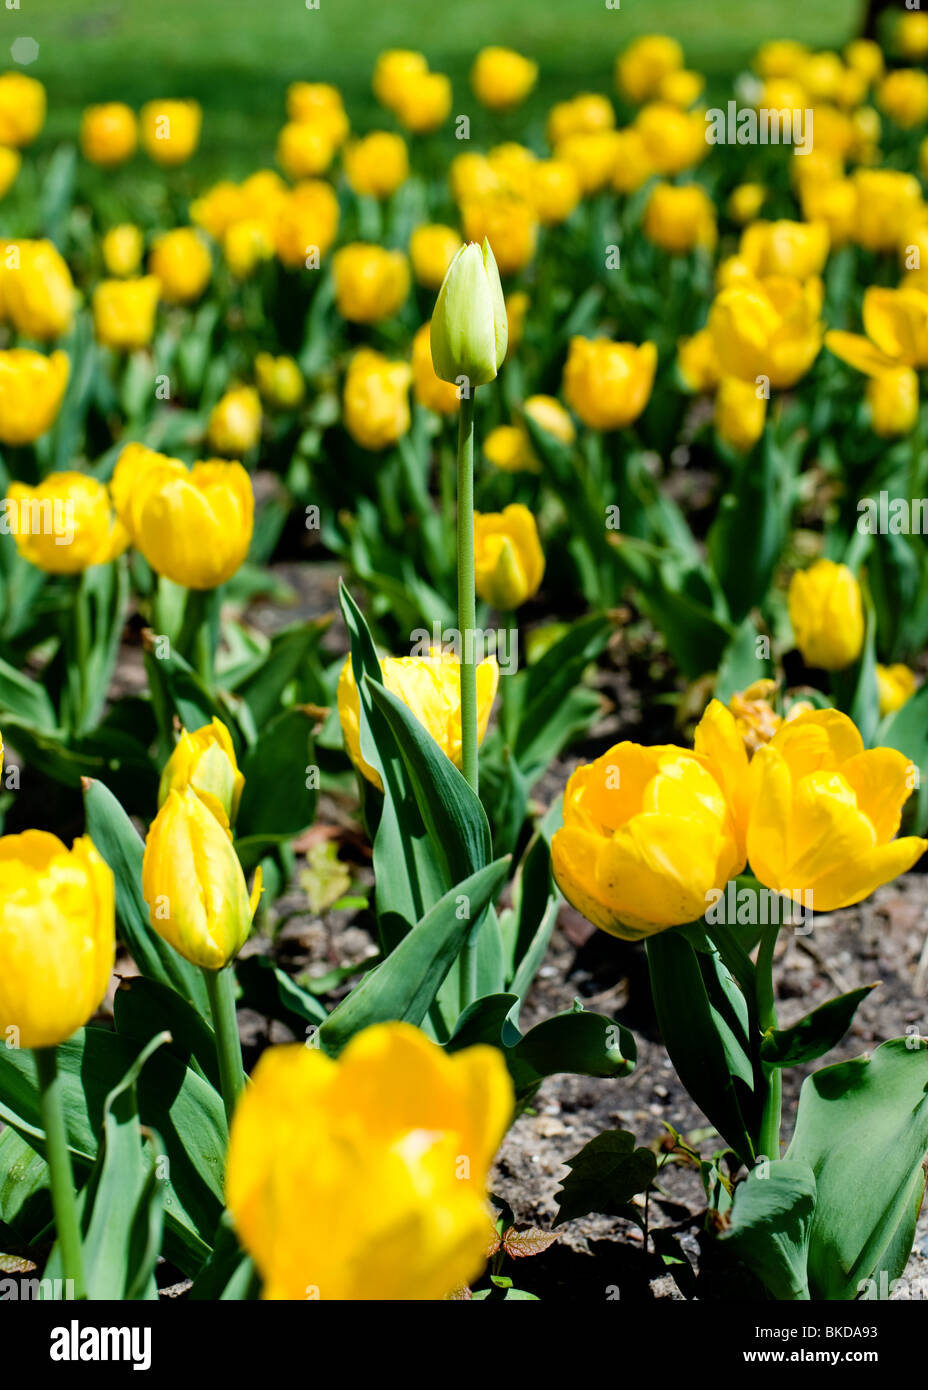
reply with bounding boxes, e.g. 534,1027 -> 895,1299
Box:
159,718 -> 244,827
615,34 -> 684,104
343,349 -> 412,450
728,183 -> 767,225
222,219 -> 275,280
709,277 -> 824,389
140,99 -> 202,166
7,472 -> 127,573
677,328 -> 721,393
430,240 -> 508,388
207,386 -> 262,456
528,159 -> 581,225
80,103 -> 137,166
878,69 -> 928,129
0,349 -> 69,446
338,650 -> 499,791
408,224 -> 464,290
274,180 -> 340,268
738,219 -> 829,279
132,458 -> 254,589
471,47 -> 538,111
149,228 -> 212,305
411,322 -> 460,415
474,504 -> 545,610
562,334 -> 657,430
747,709 -> 927,911
788,559 -> 864,671
276,121 -> 335,179
553,700 -> 747,940
393,71 -> 452,134
332,243 -> 409,324
92,276 -> 160,351
226,1022 -> 513,1299
254,352 -> 304,410
0,831 -> 115,1050
867,366 -> 919,437
343,130 -> 409,199
0,146 -> 20,200
643,182 -> 717,254
142,788 -> 261,970
714,375 -> 767,452
877,663 -> 918,718
0,72 -> 45,147
102,224 -> 144,278
3,239 -> 76,341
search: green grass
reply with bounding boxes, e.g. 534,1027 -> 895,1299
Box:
5,0 -> 867,182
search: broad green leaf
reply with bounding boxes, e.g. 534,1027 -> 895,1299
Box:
721,1159 -> 816,1301
554,1130 -> 658,1226
714,616 -> 773,705
236,705 -> 317,841
113,975 -> 220,1090
760,985 -> 876,1068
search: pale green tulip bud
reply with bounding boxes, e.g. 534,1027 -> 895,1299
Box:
429,239 -> 508,388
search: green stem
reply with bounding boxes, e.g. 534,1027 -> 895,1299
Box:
34,1048 -> 86,1300
177,587 -> 215,687
756,921 -> 782,1161
456,390 -> 478,794
203,966 -> 245,1127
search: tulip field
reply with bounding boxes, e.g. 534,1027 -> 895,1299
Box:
4,0 -> 928,1333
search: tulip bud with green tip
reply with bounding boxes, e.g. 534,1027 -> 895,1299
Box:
158,717 -> 244,828
430,238 -> 508,387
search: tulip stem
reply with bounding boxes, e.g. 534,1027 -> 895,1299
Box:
204,966 -> 245,1128
755,922 -> 782,1161
34,1047 -> 86,1300
178,588 -> 215,687
456,390 -> 479,796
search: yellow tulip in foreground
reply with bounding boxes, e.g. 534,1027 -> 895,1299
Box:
747,710 -> 927,912
207,385 -> 262,456
80,102 -> 138,166
92,276 -> 160,351
338,650 -> 499,791
126,457 -> 254,590
474,504 -> 545,610
343,349 -> 412,450
0,349 -> 70,446
226,1022 -> 513,1300
876,663 -> 918,718
149,228 -> 212,305
332,243 -> 409,324
7,473 -> 127,574
471,47 -> 538,110
140,99 -> 202,166
553,700 -> 748,940
0,72 -> 45,147
562,335 -> 657,430
142,788 -> 261,971
159,718 -> 244,828
788,559 -> 864,671
0,831 -> 115,1049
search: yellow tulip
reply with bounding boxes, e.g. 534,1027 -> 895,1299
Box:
727,183 -> 766,225
92,276 -> 160,351
658,69 -> 705,109
876,664 -> 918,718
226,1022 -> 513,1300
826,286 -> 928,375
222,219 -> 275,280
276,121 -> 335,179
2,239 -> 76,340
149,228 -> 212,305
337,650 -> 499,790
393,71 -> 452,134
755,40 -> 809,80
471,47 -> 538,110
546,92 -> 615,146
553,131 -> 623,195
615,34 -> 684,104
459,196 -> 538,275
411,322 -> 460,416
844,39 -> 884,87
140,99 -> 202,166
7,472 -> 126,574
274,180 -> 340,269
159,718 -> 244,827
0,348 -> 69,445
80,103 -> 137,166
878,68 -> 928,129
372,50 -> 428,110
714,375 -> 767,452
130,458 -> 254,589
0,832 -> 114,1050
797,51 -> 845,104
483,395 -> 574,473
109,443 -> 186,537
898,12 -> 928,61
677,328 -> 721,393
788,559 -> 864,671
708,276 -> 824,389
332,243 -> 409,324
102,224 -> 144,278
474,504 -> 544,610
343,130 -> 408,198
643,182 -> 716,254
207,386 -> 262,457
610,129 -> 656,194
553,699 -> 747,940
254,352 -> 304,410
408,224 -> 464,290
0,146 -> 20,200
191,181 -> 247,239
343,349 -> 411,451
799,178 -> 857,248
562,335 -> 657,431
142,788 -> 261,970
0,72 -> 45,147
285,83 -> 349,147
527,159 -> 581,225
867,366 -> 919,437
851,168 -> 923,253
747,709 -> 927,911
738,219 -> 829,280
634,102 -> 706,176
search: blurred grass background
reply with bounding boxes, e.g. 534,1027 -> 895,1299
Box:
5,0 -> 867,180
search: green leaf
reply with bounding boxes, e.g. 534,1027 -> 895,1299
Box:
235,619 -> 330,727
721,1159 -> 817,1301
507,614 -> 611,779
760,985 -> 876,1068
235,954 -> 329,1036
188,1212 -> 258,1300
707,429 -> 797,623
0,1125 -> 51,1247
714,616 -> 773,705
786,1037 -> 928,1299
236,705 -> 317,841
113,975 -> 220,1089
554,1130 -> 658,1226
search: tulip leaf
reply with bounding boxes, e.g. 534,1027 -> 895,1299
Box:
236,705 -> 318,841
317,857 -> 511,1056
760,984 -> 877,1068
0,1026 -> 226,1274
785,1037 -> 928,1300
188,1212 -> 258,1300
502,830 -> 559,1012
0,1125 -> 52,1247
707,429 -> 798,624
720,1159 -> 817,1301
0,652 -> 57,730
113,975 -> 221,1090
714,616 -> 774,705
832,585 -> 880,748
235,954 -> 328,1036
554,1130 -> 658,1227
235,619 -> 330,727
82,777 -> 210,1014
143,643 -> 235,757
